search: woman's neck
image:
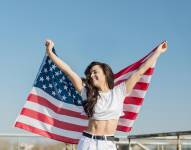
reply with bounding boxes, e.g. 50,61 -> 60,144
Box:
98,83 -> 110,92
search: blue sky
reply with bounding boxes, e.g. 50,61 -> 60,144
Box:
0,0 -> 190,137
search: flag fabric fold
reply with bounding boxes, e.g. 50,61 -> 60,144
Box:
15,44 -> 159,144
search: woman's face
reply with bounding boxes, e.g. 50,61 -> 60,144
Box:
90,65 -> 106,88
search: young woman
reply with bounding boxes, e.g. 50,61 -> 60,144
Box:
45,40 -> 168,150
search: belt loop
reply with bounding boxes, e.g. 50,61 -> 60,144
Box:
104,135 -> 107,141
91,133 -> 94,140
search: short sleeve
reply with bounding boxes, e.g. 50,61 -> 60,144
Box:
79,85 -> 87,115
80,85 -> 87,101
114,81 -> 129,101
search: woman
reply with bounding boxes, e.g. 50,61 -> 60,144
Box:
45,39 -> 168,150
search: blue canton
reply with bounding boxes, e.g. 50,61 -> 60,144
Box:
34,48 -> 83,106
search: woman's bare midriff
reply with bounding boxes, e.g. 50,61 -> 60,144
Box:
85,118 -> 119,135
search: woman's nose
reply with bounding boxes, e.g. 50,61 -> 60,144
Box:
90,73 -> 94,78
90,73 -> 93,78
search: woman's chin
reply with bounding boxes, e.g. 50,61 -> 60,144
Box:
92,82 -> 99,88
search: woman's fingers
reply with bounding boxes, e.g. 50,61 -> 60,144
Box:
156,41 -> 168,54
159,41 -> 168,53
162,41 -> 168,49
45,39 -> 54,48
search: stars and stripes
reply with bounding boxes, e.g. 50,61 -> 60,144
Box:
15,45 -> 158,144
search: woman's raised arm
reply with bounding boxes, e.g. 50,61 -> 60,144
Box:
45,39 -> 83,92
125,41 -> 168,94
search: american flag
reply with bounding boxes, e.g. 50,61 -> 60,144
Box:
15,44 -> 159,144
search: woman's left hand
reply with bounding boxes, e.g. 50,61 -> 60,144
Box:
156,41 -> 168,54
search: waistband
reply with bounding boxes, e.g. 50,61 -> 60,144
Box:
82,131 -> 119,141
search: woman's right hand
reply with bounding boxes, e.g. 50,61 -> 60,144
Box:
45,39 -> 54,52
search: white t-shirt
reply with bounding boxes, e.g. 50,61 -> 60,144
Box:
80,82 -> 128,120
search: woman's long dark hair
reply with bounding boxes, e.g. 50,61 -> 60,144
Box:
82,61 -> 114,118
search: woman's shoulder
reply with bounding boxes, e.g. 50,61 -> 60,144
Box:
80,83 -> 87,99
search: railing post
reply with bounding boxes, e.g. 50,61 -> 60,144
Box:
161,144 -> 164,150
17,136 -> 19,150
128,138 -> 132,150
157,144 -> 160,150
177,135 -> 181,150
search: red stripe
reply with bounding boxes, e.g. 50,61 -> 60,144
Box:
124,97 -> 144,105
27,94 -> 88,120
21,108 -> 87,132
15,122 -> 79,144
144,68 -> 154,75
117,125 -> 132,132
134,82 -> 149,90
114,62 -> 143,78
121,111 -> 138,120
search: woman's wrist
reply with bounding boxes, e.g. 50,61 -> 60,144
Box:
46,46 -> 53,58
154,49 -> 162,59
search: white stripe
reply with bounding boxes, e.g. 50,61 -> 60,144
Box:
128,89 -> 147,98
114,70 -> 136,83
139,75 -> 152,83
118,118 -> 134,127
115,74 -> 152,84
16,115 -> 82,139
123,104 -> 141,113
30,87 -> 84,113
23,101 -> 88,126
152,61 -> 156,67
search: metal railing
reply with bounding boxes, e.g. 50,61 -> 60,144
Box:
118,130 -> 191,150
0,130 -> 191,150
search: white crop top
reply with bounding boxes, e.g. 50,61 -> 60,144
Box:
80,82 -> 128,120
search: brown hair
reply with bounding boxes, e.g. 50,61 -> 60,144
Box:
82,61 -> 114,118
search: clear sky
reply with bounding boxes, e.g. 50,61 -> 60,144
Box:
0,0 -> 190,136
